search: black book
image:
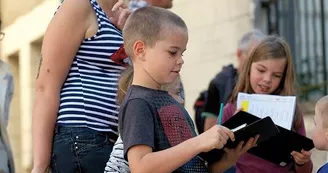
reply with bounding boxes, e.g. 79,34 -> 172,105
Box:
200,111 -> 314,167
200,111 -> 279,163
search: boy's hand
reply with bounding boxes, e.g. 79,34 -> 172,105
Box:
197,125 -> 235,152
291,149 -> 312,166
110,0 -> 132,30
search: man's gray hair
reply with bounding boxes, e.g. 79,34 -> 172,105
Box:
238,29 -> 265,52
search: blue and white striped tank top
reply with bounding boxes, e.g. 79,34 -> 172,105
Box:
57,0 -> 125,133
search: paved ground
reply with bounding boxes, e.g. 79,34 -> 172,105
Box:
304,114 -> 326,173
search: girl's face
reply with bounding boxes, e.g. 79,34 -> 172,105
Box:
249,58 -> 286,94
167,80 -> 184,105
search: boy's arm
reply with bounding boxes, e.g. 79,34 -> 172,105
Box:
128,137 -> 204,173
122,99 -> 234,173
126,125 -> 234,173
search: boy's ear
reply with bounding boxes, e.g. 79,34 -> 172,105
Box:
133,40 -> 146,61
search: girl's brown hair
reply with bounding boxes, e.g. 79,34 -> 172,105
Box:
231,36 -> 302,131
117,66 -> 182,104
161,75 -> 181,92
117,66 -> 134,105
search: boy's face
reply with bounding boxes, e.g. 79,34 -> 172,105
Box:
312,113 -> 328,150
142,28 -> 188,88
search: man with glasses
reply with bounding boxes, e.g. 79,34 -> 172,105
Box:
0,19 -> 15,173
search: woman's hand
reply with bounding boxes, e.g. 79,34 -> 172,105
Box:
110,0 -> 132,30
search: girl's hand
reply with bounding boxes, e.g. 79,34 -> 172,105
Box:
222,135 -> 260,165
110,0 -> 132,30
197,125 -> 235,152
291,150 -> 312,166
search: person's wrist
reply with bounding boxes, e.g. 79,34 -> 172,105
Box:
32,164 -> 49,173
222,152 -> 234,165
294,161 -> 306,167
192,135 -> 206,153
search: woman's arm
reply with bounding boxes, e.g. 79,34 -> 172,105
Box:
32,0 -> 93,172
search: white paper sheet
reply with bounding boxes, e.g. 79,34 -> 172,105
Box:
237,92 -> 296,130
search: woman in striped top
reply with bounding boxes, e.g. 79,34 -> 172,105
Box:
32,0 -> 131,172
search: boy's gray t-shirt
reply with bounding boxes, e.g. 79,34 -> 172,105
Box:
119,85 -> 207,173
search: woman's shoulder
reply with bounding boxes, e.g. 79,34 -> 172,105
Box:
58,0 -> 93,14
55,0 -> 94,26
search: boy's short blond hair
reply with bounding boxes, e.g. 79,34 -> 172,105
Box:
122,6 -> 187,57
315,95 -> 328,128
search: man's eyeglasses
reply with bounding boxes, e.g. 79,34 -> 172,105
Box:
0,32 -> 4,41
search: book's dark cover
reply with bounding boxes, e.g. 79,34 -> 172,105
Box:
247,126 -> 314,167
224,116 -> 279,148
199,112 -> 279,163
199,111 -> 314,167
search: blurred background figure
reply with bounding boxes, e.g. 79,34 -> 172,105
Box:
199,30 -> 265,133
0,18 -> 15,173
129,0 -> 173,11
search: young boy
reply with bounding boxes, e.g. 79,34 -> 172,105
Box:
115,6 -> 259,173
312,95 -> 328,173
